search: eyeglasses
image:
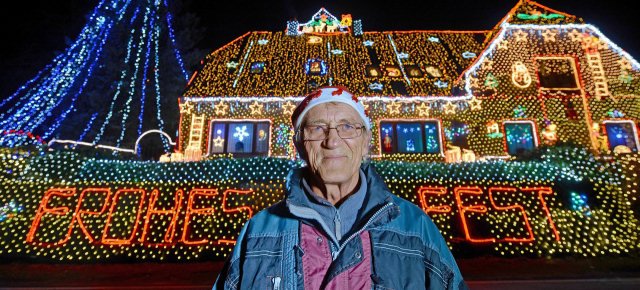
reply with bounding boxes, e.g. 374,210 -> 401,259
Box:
302,123 -> 364,141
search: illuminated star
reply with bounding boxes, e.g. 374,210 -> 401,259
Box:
428,36 -> 440,43
214,101 -> 229,115
387,101 -> 401,115
481,59 -> 493,71
363,40 -> 374,46
462,51 -> 476,59
213,136 -> 225,147
179,102 -> 194,114
568,29 -> 583,42
249,101 -> 263,115
468,76 -> 480,89
258,39 -> 269,45
331,49 -> 343,55
281,101 -> 296,115
398,52 -> 409,59
233,126 -> 250,141
497,40 -> 509,50
468,96 -> 482,111
617,58 -> 632,71
226,61 -> 239,69
513,30 -> 528,42
416,102 -> 430,117
541,29 -> 557,42
443,101 -> 456,114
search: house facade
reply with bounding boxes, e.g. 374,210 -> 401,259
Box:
176,1 -> 640,162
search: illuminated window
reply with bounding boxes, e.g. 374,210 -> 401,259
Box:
405,65 -> 423,78
503,121 -> 538,155
365,65 -> 382,77
250,62 -> 265,74
384,66 -> 402,78
379,120 -> 442,154
535,57 -> 580,91
446,120 -> 470,149
209,120 -> 270,156
603,120 -> 639,153
305,58 -> 327,75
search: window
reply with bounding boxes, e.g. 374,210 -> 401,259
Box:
380,120 -> 442,154
305,58 -> 327,75
209,120 -> 270,156
535,57 -> 580,91
405,65 -> 423,78
503,121 -> 538,155
603,120 -> 639,152
250,62 -> 265,74
446,121 -> 470,149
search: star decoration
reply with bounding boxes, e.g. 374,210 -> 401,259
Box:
281,101 -> 296,115
481,59 -> 493,71
331,49 -> 344,55
468,76 -> 480,89
214,101 -> 229,115
497,40 -> 509,50
387,102 -> 401,115
468,96 -> 482,111
363,40 -> 374,46
258,39 -> 269,45
428,36 -> 440,43
618,58 -> 632,71
249,101 -> 263,115
226,61 -> 239,69
398,52 -> 409,59
568,29 -> 583,42
542,29 -> 557,42
212,136 -> 225,148
416,102 -> 430,117
179,102 -> 194,114
443,101 -> 456,114
513,30 -> 528,42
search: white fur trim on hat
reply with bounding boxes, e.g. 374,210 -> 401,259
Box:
292,86 -> 371,130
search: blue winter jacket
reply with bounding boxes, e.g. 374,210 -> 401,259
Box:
213,162 -> 467,289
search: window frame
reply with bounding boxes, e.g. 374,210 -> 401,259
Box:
377,119 -> 444,156
502,120 -> 539,155
534,56 -> 582,91
206,119 -> 272,157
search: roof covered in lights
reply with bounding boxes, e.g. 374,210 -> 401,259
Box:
182,1 -> 579,98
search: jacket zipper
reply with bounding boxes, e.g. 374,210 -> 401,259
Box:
331,202 -> 394,261
334,214 -> 342,241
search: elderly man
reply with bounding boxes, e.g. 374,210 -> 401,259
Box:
213,86 -> 467,290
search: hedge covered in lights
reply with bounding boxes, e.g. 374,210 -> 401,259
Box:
1,147 -> 638,262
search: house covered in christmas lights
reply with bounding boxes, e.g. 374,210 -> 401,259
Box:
176,1 -> 640,162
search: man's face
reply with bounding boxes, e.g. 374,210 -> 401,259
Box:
301,102 -> 370,185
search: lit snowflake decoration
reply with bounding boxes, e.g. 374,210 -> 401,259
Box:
428,36 -> 440,43
398,52 -> 409,59
331,49 -> 344,55
462,51 -> 476,59
363,40 -> 374,46
369,82 -> 384,91
233,126 -> 250,141
258,39 -> 269,45
434,80 -> 448,88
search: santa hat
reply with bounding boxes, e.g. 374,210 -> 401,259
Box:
291,86 -> 371,130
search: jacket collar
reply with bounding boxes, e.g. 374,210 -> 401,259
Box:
285,162 -> 397,226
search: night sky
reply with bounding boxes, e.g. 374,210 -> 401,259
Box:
1,0 -> 638,100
